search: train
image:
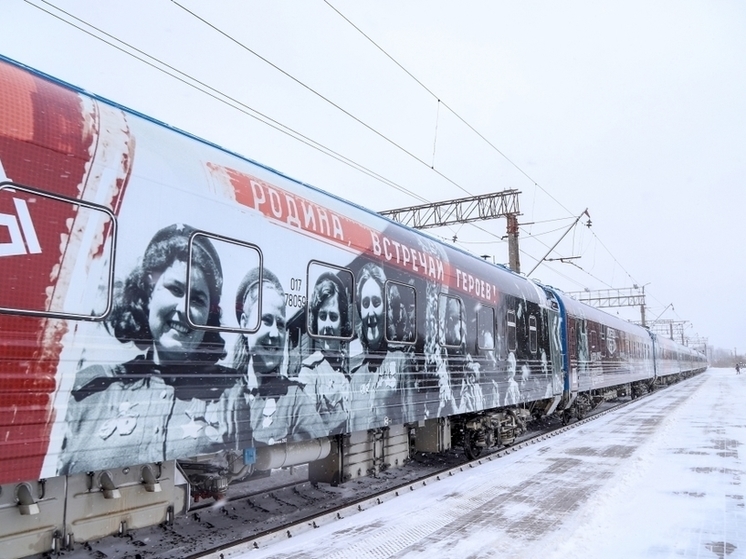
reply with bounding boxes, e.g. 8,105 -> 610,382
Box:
0,55 -> 707,558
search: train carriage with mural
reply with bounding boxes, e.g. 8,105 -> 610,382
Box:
0,56 -> 707,558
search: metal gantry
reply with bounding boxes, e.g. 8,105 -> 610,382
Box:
686,335 -> 708,354
567,288 -> 698,346
565,287 -> 645,306
379,190 -> 520,229
566,286 -> 647,325
646,319 -> 691,345
379,190 -> 522,272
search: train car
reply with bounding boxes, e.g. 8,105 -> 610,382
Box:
0,55 -> 705,558
651,333 -> 706,385
553,291 -> 655,417
551,291 -> 706,420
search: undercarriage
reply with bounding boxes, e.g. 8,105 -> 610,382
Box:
454,408 -> 532,459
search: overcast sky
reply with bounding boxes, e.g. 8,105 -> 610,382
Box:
2,1 -> 744,353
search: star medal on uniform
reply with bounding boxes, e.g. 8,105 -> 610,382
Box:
182,399 -> 208,439
181,418 -> 204,439
203,401 -> 223,441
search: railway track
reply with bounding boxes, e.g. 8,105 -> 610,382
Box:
188,395 -> 643,559
40,391 -> 656,559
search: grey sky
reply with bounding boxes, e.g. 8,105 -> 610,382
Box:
2,1 -> 744,353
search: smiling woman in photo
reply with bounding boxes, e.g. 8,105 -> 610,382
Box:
58,224 -> 248,474
297,271 -> 352,436
232,266 -> 325,447
348,262 -> 415,432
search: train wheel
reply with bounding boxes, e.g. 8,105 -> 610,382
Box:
463,430 -> 483,460
506,409 -> 526,436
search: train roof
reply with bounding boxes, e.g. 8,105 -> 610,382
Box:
0,54 -> 553,310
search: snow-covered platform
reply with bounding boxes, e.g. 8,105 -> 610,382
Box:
240,368 -> 745,559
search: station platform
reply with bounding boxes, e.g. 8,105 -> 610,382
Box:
241,368 -> 745,559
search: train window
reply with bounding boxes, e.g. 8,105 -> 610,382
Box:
439,294 -> 464,348
569,325 -> 576,359
528,315 -> 538,354
601,330 -> 606,357
385,281 -> 416,345
0,183 -> 116,320
306,262 -> 355,345
507,309 -> 517,352
477,306 -> 495,350
188,232 -> 262,333
590,330 -> 597,351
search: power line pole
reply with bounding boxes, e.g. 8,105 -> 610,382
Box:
506,213 -> 520,273
640,285 -> 646,327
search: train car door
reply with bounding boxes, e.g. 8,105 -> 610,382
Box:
540,286 -> 567,414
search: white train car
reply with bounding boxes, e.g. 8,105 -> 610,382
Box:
0,56 -> 706,558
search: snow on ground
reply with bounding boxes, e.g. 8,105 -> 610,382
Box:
230,368 -> 745,559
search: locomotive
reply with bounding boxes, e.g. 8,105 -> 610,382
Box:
0,55 -> 706,558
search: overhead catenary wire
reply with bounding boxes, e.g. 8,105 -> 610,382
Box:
26,0 -> 499,253
323,0 -> 576,219
455,221 -> 586,245
168,2 -> 596,263
441,235 -> 593,290
322,1 -> 643,290
431,99 -> 441,168
40,0 -> 596,294
587,227 -> 640,288
320,3 -> 691,322
30,0 -> 639,298
171,0 -> 474,198
26,0 -> 430,205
